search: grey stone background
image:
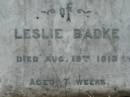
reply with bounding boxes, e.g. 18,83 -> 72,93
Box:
0,0 -> 130,91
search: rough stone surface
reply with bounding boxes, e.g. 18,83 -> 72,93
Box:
0,0 -> 130,96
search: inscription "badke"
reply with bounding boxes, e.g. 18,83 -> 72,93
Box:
15,28 -> 119,40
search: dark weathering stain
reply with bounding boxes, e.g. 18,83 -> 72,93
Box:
1,86 -> 130,97
36,17 -> 39,19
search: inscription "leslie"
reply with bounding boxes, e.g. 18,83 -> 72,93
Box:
15,28 -> 119,40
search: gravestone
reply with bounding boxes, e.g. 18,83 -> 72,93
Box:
0,0 -> 130,97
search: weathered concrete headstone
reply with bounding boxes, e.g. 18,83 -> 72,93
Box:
0,0 -> 130,97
